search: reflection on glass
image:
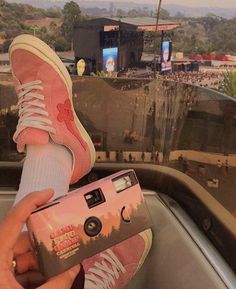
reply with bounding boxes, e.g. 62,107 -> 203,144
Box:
1,74 -> 236,214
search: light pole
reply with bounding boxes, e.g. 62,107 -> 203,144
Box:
153,0 -> 163,78
30,26 -> 39,37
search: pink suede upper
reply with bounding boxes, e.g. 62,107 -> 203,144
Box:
83,233 -> 146,289
11,49 -> 92,183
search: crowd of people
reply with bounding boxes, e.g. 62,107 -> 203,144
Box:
119,67 -> 225,91
159,71 -> 224,90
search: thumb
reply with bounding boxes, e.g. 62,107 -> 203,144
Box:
37,264 -> 82,289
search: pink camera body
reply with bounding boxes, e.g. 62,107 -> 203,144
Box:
27,170 -> 152,278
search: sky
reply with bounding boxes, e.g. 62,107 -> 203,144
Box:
106,0 -> 236,8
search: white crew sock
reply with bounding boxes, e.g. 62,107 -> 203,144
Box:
14,140 -> 73,205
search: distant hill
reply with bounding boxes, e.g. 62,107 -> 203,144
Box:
6,0 -> 155,10
5,0 -> 236,18
163,4 -> 236,19
1,0 -> 236,56
0,0 -> 69,53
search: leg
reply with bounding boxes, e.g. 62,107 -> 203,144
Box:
15,141 -> 72,204
10,34 -> 96,205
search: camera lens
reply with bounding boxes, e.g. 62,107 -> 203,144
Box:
84,217 -> 102,237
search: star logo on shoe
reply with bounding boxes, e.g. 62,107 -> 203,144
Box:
57,99 -> 87,151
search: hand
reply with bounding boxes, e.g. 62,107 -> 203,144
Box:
0,190 -> 81,289
13,231 -> 45,289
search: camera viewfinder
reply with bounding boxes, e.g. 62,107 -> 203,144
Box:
84,188 -> 105,208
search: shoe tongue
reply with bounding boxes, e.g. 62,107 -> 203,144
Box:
84,255 -> 114,289
12,53 -> 41,86
84,252 -> 115,276
83,257 -> 98,273
16,128 -> 49,152
13,72 -> 37,89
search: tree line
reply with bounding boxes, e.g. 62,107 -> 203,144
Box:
0,0 -> 80,52
0,0 -> 236,56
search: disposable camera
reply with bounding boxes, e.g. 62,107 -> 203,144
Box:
27,169 -> 152,278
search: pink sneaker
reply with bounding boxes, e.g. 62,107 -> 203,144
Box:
9,34 -> 95,183
83,229 -> 152,289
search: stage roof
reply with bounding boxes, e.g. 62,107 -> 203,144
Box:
75,17 -> 181,32
109,17 -> 181,31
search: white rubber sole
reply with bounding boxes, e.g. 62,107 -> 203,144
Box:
137,228 -> 153,272
9,34 -> 96,167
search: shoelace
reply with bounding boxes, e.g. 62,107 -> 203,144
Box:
85,249 -> 126,289
13,80 -> 56,141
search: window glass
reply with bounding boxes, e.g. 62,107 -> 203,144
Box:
1,75 -> 236,217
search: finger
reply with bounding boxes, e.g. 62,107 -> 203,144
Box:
0,189 -> 54,251
14,232 -> 32,255
16,271 -> 45,289
37,264 -> 81,289
0,271 -> 23,289
71,265 -> 85,289
15,251 -> 38,274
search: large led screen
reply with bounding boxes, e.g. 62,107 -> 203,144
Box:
103,47 -> 118,73
161,41 -> 172,72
